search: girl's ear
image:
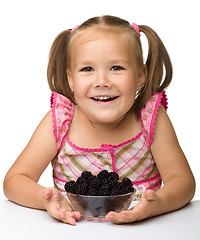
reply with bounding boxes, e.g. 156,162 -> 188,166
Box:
66,69 -> 74,92
136,65 -> 147,91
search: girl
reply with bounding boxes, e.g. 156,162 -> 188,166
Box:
3,15 -> 195,225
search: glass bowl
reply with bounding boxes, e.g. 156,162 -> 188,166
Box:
66,191 -> 135,222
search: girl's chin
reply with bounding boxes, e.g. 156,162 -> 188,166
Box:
88,115 -> 126,126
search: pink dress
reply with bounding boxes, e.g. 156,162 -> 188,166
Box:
50,91 -> 168,199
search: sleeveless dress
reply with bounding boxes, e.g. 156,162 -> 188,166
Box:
50,91 -> 168,199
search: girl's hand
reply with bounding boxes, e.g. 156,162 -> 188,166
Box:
42,187 -> 81,225
106,189 -> 159,224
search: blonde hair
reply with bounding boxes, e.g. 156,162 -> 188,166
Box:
47,15 -> 172,118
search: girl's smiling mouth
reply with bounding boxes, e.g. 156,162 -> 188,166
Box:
90,96 -> 119,102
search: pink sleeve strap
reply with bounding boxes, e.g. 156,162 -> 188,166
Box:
141,91 -> 168,149
50,91 -> 58,143
50,92 -> 74,151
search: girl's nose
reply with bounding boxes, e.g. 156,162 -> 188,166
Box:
93,72 -> 111,88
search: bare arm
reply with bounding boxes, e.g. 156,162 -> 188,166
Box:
3,110 -> 83,225
106,107 -> 195,223
3,110 -> 57,209
149,106 -> 195,214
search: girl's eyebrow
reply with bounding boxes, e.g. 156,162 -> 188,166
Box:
75,59 -> 130,66
74,60 -> 93,67
78,60 -> 93,64
109,59 -> 130,64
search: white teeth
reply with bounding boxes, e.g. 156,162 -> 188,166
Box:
93,96 -> 115,100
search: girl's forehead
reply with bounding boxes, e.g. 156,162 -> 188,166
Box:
71,27 -> 129,47
68,26 -> 141,68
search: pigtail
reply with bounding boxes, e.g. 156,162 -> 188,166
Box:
133,25 -> 173,117
47,30 -> 74,101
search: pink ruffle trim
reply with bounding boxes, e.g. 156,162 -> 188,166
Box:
160,91 -> 168,111
66,131 -> 143,153
50,92 -> 58,143
149,91 -> 168,147
101,132 -> 143,149
50,91 -> 75,152
132,173 -> 161,185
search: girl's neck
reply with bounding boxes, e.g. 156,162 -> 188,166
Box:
68,106 -> 141,148
89,114 -> 127,134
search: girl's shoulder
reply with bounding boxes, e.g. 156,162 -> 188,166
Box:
50,92 -> 74,151
141,91 -> 168,148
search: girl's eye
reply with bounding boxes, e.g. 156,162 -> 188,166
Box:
111,66 -> 124,71
80,67 -> 93,72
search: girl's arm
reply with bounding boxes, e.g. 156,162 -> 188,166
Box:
3,110 -> 57,209
148,106 -> 196,214
106,107 -> 196,223
3,111 -> 81,225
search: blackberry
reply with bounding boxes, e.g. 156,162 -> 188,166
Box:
65,170 -> 135,196
64,180 -> 76,193
76,183 -> 88,195
110,187 -> 121,195
81,171 -> 93,179
108,172 -> 119,181
97,170 -> 109,180
101,178 -> 109,185
111,181 -> 121,189
89,175 -> 96,182
89,177 -> 101,189
120,186 -> 135,195
88,188 -> 99,196
121,178 -> 132,187
76,176 -> 88,184
108,181 -> 116,190
98,188 -> 110,196
100,183 -> 110,191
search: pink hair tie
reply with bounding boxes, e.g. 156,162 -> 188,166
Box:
132,23 -> 141,36
71,25 -> 80,34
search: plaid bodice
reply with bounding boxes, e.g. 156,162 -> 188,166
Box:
50,91 -> 168,199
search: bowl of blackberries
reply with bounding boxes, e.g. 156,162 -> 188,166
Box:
65,170 -> 135,221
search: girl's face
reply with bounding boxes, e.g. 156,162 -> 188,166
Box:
67,28 -> 146,125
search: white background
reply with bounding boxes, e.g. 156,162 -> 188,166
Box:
0,0 -> 199,200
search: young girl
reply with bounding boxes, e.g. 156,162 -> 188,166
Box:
3,15 -> 195,225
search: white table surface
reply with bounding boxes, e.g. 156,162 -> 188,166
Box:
0,200 -> 200,240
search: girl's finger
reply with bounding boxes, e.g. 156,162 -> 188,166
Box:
106,203 -> 145,223
60,211 -> 81,225
43,188 -> 54,199
69,211 -> 81,220
106,211 -> 130,224
143,189 -> 157,201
